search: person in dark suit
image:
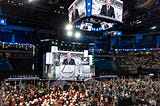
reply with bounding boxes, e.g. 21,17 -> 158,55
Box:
100,0 -> 115,18
63,52 -> 75,65
72,3 -> 80,22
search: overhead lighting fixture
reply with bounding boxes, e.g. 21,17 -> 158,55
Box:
67,31 -> 73,37
150,26 -> 156,30
149,73 -> 154,76
66,24 -> 73,31
75,32 -> 81,38
0,18 -> 7,25
1,19 -> 4,24
60,6 -> 64,9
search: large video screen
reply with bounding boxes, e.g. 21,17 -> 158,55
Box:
80,22 -> 93,31
43,50 -> 95,80
100,22 -> 113,30
92,0 -> 123,22
68,0 -> 86,23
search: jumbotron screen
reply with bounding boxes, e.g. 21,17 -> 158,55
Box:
68,0 -> 86,23
92,0 -> 123,22
68,0 -> 123,31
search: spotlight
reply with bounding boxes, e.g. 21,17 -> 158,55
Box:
0,18 -> 7,25
67,31 -> 73,37
75,32 -> 81,38
150,26 -> 156,30
1,19 -> 4,24
149,73 -> 154,77
66,24 -> 73,31
96,28 -> 99,31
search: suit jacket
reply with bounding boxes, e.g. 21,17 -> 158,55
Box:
63,58 -> 75,65
100,5 -> 115,18
72,9 -> 80,22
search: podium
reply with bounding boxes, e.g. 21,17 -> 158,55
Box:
52,65 -> 92,81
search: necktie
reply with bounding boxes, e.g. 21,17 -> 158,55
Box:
68,60 -> 70,64
107,6 -> 110,14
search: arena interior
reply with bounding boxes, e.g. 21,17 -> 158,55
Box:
0,0 -> 160,105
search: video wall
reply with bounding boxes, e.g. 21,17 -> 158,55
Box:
68,0 -> 86,23
43,46 -> 95,80
68,0 -> 123,31
92,0 -> 123,22
80,22 -> 93,31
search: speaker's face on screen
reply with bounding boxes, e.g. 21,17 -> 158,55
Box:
106,0 -> 111,6
67,52 -> 72,60
73,4 -> 76,11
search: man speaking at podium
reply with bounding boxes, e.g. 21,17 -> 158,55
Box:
63,52 -> 75,65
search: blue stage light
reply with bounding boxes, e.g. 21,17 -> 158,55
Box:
99,27 -> 102,31
91,28 -> 93,31
93,28 -> 96,31
0,18 -> 7,25
111,23 -> 114,27
86,0 -> 92,17
77,25 -> 81,28
1,19 -> 4,23
117,31 -> 122,36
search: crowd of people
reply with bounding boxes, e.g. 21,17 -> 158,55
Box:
0,77 -> 160,106
0,42 -> 34,51
114,50 -> 160,73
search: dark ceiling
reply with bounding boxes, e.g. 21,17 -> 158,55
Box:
0,0 -> 160,35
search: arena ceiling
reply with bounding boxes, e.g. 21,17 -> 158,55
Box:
0,0 -> 160,35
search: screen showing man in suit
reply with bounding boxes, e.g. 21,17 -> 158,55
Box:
68,0 -> 86,23
72,3 -> 80,22
63,52 -> 76,65
100,0 -> 115,18
80,22 -> 93,31
92,0 -> 123,22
